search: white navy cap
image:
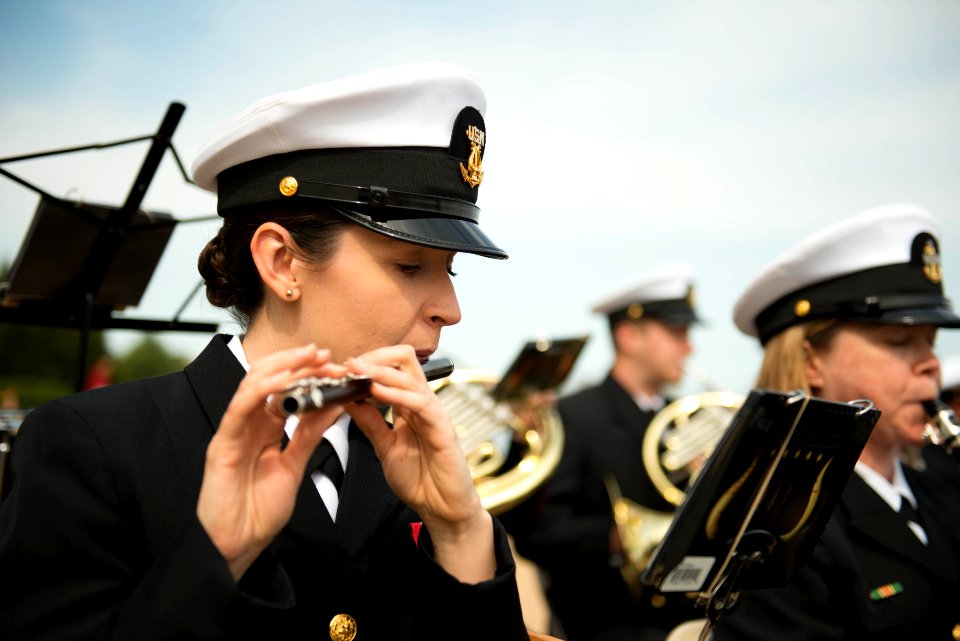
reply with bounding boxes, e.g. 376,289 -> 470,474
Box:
734,203 -> 960,344
592,262 -> 700,326
191,62 -> 506,259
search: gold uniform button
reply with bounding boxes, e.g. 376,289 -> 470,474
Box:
278,175 -> 299,197
650,593 -> 667,609
952,623 -> 960,641
329,613 -> 357,641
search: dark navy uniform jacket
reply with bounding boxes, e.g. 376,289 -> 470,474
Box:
0,335 -> 526,641
714,448 -> 960,641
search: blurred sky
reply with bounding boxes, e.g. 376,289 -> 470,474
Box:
1,0 -> 959,397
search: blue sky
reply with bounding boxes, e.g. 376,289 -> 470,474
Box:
2,0 -> 959,395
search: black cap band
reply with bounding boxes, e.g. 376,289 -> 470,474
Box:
608,297 -> 700,327
755,260 -> 960,344
295,180 -> 479,221
215,147 -> 481,216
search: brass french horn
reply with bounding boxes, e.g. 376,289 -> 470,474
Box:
431,367 -> 565,514
609,391 -> 744,594
392,336 -> 586,515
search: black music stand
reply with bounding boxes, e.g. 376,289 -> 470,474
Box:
0,103 -> 218,391
640,389 -> 879,638
492,336 -> 589,402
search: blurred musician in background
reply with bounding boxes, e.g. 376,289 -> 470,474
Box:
512,263 -> 702,641
0,64 -> 530,640
713,204 -> 960,640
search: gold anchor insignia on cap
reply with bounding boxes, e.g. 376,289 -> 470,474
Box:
627,302 -> 645,320
922,239 -> 942,284
329,613 -> 357,641
794,299 -> 811,318
459,125 -> 484,188
278,176 -> 299,197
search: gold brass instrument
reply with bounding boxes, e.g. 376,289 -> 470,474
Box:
431,367 -> 565,514
610,391 -> 744,595
391,337 -> 586,515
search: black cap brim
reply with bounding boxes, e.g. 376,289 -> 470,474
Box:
861,306 -> 960,329
332,204 -> 507,259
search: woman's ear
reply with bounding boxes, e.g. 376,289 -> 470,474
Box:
250,222 -> 299,302
803,339 -> 825,393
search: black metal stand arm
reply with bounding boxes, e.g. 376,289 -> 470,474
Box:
0,102 -> 218,391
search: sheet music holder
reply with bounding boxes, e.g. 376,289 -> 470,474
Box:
492,336 -> 589,402
0,103 -> 218,390
639,389 -> 879,633
4,197 -> 176,310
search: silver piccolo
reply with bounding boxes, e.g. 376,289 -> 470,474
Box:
279,357 -> 455,417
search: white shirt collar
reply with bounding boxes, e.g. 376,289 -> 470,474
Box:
854,459 -> 926,544
854,459 -> 918,512
633,392 -> 665,412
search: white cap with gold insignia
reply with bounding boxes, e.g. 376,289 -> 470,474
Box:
191,62 -> 505,259
734,203 -> 960,344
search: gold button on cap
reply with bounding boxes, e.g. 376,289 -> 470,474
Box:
279,175 -> 299,197
329,613 -> 357,641
794,299 -> 811,317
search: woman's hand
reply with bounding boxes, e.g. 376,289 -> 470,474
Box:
344,345 -> 496,583
196,344 -> 345,580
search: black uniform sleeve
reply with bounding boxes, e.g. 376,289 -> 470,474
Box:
0,400 -> 293,641
411,517 -> 528,641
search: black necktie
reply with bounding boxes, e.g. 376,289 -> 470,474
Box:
898,497 -> 923,527
309,439 -> 344,493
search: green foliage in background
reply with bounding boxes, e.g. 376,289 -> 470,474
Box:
111,335 -> 190,383
0,324 -> 108,407
0,323 -> 191,408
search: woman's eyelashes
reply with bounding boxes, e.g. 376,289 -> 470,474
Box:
397,263 -> 422,275
394,260 -> 457,278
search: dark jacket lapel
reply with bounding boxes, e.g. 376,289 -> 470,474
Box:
332,424 -> 404,555
842,473 -> 942,576
904,465 -> 960,580
149,334 -> 244,502
184,334 -> 246,432
599,375 -> 657,440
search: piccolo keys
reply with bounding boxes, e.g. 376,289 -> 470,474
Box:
279,357 -> 455,417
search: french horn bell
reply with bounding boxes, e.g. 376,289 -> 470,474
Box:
432,367 -> 565,514
391,336 -> 586,515
610,390 -> 744,595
